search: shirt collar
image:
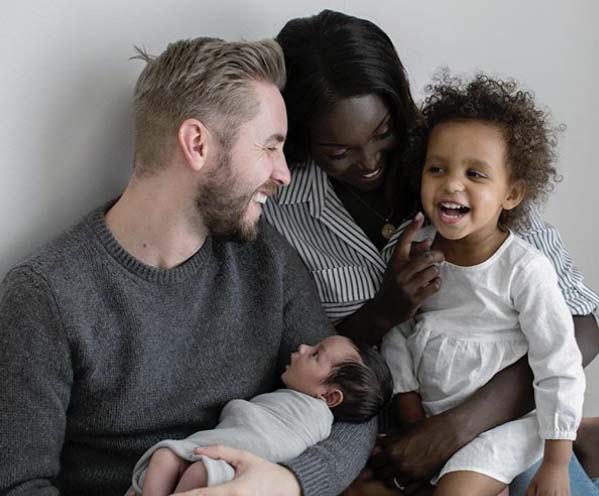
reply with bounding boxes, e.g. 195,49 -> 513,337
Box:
275,162 -> 329,218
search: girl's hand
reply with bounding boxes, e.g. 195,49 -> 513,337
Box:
375,213 -> 443,327
526,460 -> 570,496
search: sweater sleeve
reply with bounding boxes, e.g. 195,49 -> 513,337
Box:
0,266 -> 72,495
275,235 -> 376,496
512,254 -> 585,440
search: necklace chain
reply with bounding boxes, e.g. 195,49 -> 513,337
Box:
336,182 -> 397,239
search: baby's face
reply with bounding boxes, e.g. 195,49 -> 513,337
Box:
281,335 -> 359,398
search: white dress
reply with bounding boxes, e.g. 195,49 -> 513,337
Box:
381,229 -> 585,484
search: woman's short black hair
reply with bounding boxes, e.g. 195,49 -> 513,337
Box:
325,341 -> 393,423
276,9 -> 418,167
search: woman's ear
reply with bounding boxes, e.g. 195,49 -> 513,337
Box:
320,387 -> 344,409
502,180 -> 526,211
178,118 -> 212,173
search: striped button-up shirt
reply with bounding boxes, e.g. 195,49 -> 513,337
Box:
264,163 -> 599,322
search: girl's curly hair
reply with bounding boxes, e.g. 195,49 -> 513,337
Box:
408,70 -> 562,230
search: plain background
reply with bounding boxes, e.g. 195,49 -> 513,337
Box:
2,1 -> 597,414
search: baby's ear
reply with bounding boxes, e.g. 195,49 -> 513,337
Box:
503,180 -> 526,211
321,387 -> 344,408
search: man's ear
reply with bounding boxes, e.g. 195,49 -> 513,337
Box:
178,118 -> 212,173
320,387 -> 344,409
502,180 -> 526,211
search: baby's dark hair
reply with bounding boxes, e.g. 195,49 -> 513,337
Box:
410,70 -> 562,229
324,341 -> 393,423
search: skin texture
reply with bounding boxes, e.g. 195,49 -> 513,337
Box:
421,120 -> 524,265
176,445 -> 302,496
281,335 -> 359,406
194,82 -> 290,242
310,94 -> 396,192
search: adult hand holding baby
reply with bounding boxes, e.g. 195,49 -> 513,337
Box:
172,445 -> 301,496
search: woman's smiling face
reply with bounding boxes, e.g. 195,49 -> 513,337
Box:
309,94 -> 396,191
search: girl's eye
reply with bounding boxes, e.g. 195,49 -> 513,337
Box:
427,165 -> 443,174
467,170 -> 486,179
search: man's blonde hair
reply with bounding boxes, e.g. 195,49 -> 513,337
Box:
132,37 -> 286,174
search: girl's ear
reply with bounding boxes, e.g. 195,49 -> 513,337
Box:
503,180 -> 526,211
320,388 -> 344,409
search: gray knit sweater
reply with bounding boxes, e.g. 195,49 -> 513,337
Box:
0,203 -> 376,496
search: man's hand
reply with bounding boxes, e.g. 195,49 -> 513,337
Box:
171,445 -> 301,496
370,412 -> 464,485
374,213 -> 443,328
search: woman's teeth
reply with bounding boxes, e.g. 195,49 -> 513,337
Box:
361,168 -> 382,179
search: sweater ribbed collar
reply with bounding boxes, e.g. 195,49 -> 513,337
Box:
87,199 -> 212,284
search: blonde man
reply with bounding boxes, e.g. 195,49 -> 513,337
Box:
0,37 -> 375,496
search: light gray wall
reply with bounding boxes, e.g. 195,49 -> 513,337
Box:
2,1 -> 598,414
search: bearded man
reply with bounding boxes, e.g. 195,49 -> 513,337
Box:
0,37 -> 374,496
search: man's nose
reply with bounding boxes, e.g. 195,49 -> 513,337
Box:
271,155 -> 291,187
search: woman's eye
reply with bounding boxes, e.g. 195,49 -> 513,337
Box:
328,150 -> 349,161
375,127 -> 393,141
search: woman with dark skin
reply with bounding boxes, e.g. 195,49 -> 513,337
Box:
263,9 -> 599,496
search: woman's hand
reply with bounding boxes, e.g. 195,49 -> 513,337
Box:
374,213 -> 443,329
369,411 -> 465,484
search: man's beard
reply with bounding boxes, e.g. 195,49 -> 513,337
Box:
195,150 -> 263,243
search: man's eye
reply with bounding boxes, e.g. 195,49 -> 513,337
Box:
312,351 -> 319,358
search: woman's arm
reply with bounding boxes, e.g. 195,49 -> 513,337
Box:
393,392 -> 426,427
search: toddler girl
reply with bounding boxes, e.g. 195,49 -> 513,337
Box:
382,73 -> 585,496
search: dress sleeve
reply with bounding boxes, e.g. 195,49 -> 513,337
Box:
274,232 -> 377,496
381,321 -> 419,394
517,208 -> 599,315
0,266 -> 72,495
513,254 -> 585,440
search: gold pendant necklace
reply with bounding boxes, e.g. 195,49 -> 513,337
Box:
337,182 -> 396,239
381,222 -> 396,240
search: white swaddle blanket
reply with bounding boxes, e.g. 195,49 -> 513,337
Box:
130,389 -> 333,494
